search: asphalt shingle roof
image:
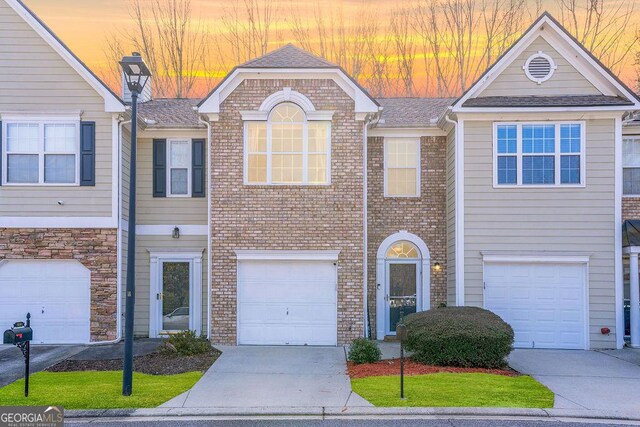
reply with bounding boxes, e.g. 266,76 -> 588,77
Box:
375,98 -> 454,128
138,98 -> 203,128
462,95 -> 634,108
239,44 -> 337,68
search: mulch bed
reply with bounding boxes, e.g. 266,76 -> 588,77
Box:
348,358 -> 518,379
47,348 -> 221,375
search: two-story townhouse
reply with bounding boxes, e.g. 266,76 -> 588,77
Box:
2,0 -> 640,350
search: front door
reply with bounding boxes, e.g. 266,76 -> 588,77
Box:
158,260 -> 192,334
386,261 -> 419,335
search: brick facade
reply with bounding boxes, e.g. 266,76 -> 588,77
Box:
210,79 -> 365,345
0,228 -> 118,341
366,136 -> 448,338
623,197 -> 640,222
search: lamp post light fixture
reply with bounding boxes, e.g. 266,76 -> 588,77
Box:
120,52 -> 151,397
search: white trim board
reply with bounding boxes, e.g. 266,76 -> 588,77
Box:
615,116 -> 624,349
136,225 -> 208,236
4,0 -> 124,113
234,250 -> 341,261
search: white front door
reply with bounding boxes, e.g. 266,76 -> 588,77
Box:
154,259 -> 194,335
484,262 -> 587,349
0,260 -> 91,344
385,261 -> 419,335
237,259 -> 338,345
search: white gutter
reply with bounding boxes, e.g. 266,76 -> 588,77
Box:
363,120 -> 369,337
88,116 -> 130,345
444,110 -> 464,306
199,115 -> 212,340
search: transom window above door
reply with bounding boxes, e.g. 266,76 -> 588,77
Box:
2,120 -> 79,185
494,122 -> 585,187
386,241 -> 419,258
244,102 -> 331,185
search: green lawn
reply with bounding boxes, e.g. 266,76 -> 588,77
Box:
0,371 -> 202,409
351,373 -> 554,408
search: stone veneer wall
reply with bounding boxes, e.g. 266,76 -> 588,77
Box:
366,136 -> 448,338
210,79 -> 365,345
0,228 -> 118,341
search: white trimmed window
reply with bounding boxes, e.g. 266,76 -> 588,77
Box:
245,102 -> 331,185
384,137 -> 420,197
2,120 -> 79,185
167,139 -> 191,196
494,122 -> 585,187
624,136 -> 640,195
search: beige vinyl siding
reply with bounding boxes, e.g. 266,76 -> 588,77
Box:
133,235 -> 208,336
446,128 -> 456,305
463,119 -> 616,348
0,2 -> 114,217
136,138 -> 207,225
480,36 -> 601,97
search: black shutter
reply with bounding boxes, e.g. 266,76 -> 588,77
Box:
153,139 -> 167,197
80,121 -> 96,186
0,121 -> 2,186
192,138 -> 205,197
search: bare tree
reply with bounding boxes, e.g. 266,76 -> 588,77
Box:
555,0 -> 639,74
390,9 -> 417,96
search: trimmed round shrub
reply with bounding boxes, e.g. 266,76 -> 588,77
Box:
348,338 -> 382,364
403,307 -> 514,368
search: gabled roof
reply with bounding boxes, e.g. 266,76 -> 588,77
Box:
5,0 -> 125,112
239,44 -> 336,69
197,44 -> 379,116
462,95 -> 633,108
138,98 -> 204,129
451,12 -> 640,112
376,98 -> 455,128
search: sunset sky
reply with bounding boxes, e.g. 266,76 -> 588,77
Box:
22,0 -> 640,98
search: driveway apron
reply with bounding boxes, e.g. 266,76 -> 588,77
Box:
509,349 -> 640,412
162,345 -> 368,408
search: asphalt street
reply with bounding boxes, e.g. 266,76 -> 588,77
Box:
66,417 -> 640,427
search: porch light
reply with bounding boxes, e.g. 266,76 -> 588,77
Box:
433,262 -> 441,272
119,52 -> 151,94
172,227 -> 180,239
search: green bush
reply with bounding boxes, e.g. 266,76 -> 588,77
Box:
403,307 -> 514,368
348,338 -> 382,364
163,330 -> 211,356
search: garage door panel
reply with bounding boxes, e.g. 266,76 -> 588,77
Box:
237,259 -> 337,346
0,260 -> 91,344
485,262 -> 586,350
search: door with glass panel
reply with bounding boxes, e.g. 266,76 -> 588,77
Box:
385,241 -> 420,335
158,260 -> 192,333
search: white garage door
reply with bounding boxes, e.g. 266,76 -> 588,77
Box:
0,260 -> 91,344
484,262 -> 587,349
237,260 -> 337,345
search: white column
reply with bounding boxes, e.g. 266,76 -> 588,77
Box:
630,253 -> 640,348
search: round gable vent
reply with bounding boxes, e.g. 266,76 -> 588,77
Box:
523,51 -> 556,84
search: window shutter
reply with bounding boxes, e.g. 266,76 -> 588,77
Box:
192,138 -> 205,197
80,121 -> 96,186
153,139 -> 167,197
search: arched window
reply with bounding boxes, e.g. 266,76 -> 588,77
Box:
246,102 -> 330,185
386,241 -> 419,259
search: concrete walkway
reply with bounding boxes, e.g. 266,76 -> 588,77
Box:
161,346 -> 371,408
509,348 -> 640,412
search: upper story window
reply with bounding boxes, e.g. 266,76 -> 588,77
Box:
245,102 -> 331,185
624,136 -> 640,195
384,137 -> 420,197
494,122 -> 584,187
167,139 -> 191,196
2,120 -> 79,185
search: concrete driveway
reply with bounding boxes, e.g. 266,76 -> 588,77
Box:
161,346 -> 371,408
0,344 -> 84,387
509,348 -> 640,412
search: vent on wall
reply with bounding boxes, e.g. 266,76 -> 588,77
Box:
523,51 -> 557,84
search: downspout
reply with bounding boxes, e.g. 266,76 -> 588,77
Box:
89,115 -> 129,345
444,110 -> 464,307
199,115 -> 212,340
